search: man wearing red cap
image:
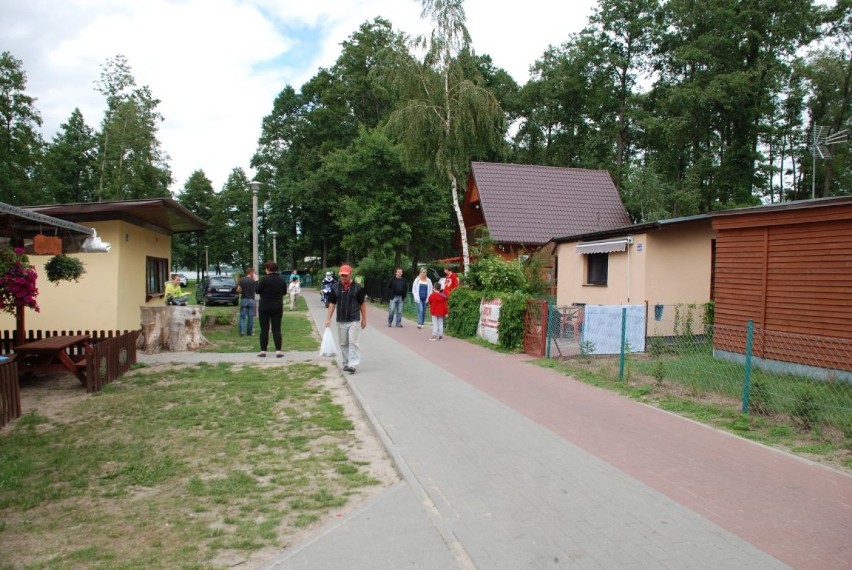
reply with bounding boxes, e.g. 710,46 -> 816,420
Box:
324,264 -> 367,373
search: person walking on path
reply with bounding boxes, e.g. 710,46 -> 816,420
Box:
412,267 -> 433,330
256,260 -> 286,358
427,282 -> 448,340
385,267 -> 407,328
287,274 -> 301,311
237,266 -> 257,336
324,264 -> 366,373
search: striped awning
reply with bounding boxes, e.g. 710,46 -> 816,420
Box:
575,237 -> 631,254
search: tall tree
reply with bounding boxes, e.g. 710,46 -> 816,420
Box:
174,170 -> 216,277
0,51 -> 44,205
587,0 -> 662,188
650,0 -> 820,210
94,55 -> 171,201
38,108 -> 98,203
315,128 -> 452,268
387,0 -> 504,272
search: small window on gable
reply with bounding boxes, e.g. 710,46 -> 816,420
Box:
146,256 -> 169,300
586,253 -> 608,285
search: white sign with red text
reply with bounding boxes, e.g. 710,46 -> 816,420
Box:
477,298 -> 502,344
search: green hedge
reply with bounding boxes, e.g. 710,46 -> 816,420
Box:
446,287 -> 482,338
496,292 -> 526,351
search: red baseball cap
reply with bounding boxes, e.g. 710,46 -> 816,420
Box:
339,264 -> 352,275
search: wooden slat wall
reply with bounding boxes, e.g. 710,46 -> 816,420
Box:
713,207 -> 852,371
0,356 -> 20,428
713,227 -> 767,330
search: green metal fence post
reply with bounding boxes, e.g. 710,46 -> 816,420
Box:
742,320 -> 754,414
545,302 -> 551,359
619,307 -> 627,381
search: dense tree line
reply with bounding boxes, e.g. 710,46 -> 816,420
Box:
2,0 -> 850,277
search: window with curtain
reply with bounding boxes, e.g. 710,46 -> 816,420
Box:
586,253 -> 608,285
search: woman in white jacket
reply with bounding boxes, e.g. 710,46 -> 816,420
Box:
412,267 -> 434,329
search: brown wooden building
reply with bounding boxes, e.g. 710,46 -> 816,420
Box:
711,197 -> 852,374
462,162 -> 630,262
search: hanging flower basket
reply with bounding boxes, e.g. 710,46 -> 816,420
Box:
45,255 -> 86,284
0,247 -> 39,315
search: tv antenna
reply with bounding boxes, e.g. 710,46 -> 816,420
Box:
807,125 -> 849,199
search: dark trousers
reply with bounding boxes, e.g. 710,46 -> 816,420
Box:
258,306 -> 283,351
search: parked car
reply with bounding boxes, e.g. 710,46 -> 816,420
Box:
195,275 -> 239,306
176,273 -> 188,287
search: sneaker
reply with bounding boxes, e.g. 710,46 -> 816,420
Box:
347,367 -> 356,374
418,325 -> 422,329
258,352 -> 266,358
387,323 -> 392,327
430,335 -> 437,341
395,324 -> 403,328
343,365 -> 353,372
438,336 -> 443,340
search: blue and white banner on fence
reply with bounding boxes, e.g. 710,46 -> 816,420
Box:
583,305 -> 646,354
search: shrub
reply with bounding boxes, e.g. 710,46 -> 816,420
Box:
497,292 -> 526,351
465,256 -> 526,296
446,287 -> 481,338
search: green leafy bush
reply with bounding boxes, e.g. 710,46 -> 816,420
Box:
465,255 -> 525,297
497,292 -> 526,351
446,287 -> 481,338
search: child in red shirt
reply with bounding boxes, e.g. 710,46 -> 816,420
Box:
428,283 -> 449,340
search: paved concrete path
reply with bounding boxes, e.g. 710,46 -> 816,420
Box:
203,290 -> 849,569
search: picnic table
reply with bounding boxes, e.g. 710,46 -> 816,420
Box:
14,334 -> 93,385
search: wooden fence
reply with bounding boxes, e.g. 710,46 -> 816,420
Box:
0,355 -> 19,429
84,331 -> 140,393
0,329 -> 140,428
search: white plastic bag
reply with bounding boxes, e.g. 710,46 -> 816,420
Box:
319,327 -> 337,357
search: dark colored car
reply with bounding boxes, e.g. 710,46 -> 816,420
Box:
177,273 -> 188,287
196,275 -> 239,306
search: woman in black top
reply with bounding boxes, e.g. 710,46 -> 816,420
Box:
255,260 -> 287,357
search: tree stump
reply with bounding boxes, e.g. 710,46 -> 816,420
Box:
138,306 -> 210,354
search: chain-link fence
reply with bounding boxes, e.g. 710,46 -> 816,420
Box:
545,303 -> 852,434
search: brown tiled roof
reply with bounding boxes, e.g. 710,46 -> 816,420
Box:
468,162 -> 631,245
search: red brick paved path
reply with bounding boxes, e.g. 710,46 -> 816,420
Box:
375,303 -> 852,569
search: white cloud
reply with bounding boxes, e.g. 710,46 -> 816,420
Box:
2,0 -> 594,195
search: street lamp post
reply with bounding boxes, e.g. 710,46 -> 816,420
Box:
271,231 -> 278,265
204,245 -> 209,278
248,180 -> 262,268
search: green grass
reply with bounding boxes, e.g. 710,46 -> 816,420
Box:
535,349 -> 852,472
0,297 -> 382,569
200,295 -> 318,353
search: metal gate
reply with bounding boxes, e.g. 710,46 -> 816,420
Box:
524,299 -> 548,357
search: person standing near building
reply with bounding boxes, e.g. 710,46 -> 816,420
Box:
412,267 -> 433,329
287,274 -> 301,311
324,264 -> 366,373
443,266 -> 459,296
427,282 -> 449,340
386,267 -> 407,328
237,267 -> 258,336
256,260 -> 286,358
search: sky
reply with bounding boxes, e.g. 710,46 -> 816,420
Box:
2,0 -> 596,196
